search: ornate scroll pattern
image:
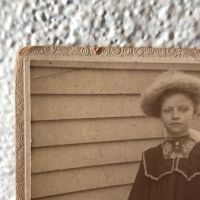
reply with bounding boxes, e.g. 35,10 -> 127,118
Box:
15,46 -> 200,199
15,47 -> 31,200
21,46 -> 200,58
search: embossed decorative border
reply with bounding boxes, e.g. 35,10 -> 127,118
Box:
17,45 -> 200,58
15,47 -> 29,200
15,46 -> 200,200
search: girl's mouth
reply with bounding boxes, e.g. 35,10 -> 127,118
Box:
170,123 -> 182,126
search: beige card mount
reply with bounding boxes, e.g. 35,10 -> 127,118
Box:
15,46 -> 200,200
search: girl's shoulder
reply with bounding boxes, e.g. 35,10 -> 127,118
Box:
143,143 -> 163,162
142,143 -> 173,181
189,128 -> 200,142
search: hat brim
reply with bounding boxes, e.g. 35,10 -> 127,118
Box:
141,71 -> 200,117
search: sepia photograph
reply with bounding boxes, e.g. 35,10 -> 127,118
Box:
15,46 -> 200,200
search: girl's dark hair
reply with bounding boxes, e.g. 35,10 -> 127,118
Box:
153,88 -> 200,117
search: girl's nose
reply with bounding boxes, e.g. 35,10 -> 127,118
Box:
172,109 -> 180,119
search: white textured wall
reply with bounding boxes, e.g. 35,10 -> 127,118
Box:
1,0 -> 200,199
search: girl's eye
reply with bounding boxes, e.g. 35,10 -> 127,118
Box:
162,109 -> 172,114
179,106 -> 189,112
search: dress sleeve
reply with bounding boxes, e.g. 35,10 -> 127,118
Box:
127,159 -> 151,200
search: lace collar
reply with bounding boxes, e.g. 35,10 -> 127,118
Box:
162,134 -> 197,159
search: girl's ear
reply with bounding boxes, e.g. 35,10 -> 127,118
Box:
193,111 -> 199,119
193,114 -> 197,120
193,104 -> 200,119
195,105 -> 200,118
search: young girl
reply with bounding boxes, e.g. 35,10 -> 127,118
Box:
128,70 -> 200,200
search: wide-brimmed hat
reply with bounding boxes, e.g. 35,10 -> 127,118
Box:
141,70 -> 200,117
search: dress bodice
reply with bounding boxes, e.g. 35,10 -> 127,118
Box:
143,134 -> 200,181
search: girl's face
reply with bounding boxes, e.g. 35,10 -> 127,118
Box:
160,93 -> 196,138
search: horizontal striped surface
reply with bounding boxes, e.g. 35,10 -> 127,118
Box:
31,68 -> 160,94
31,163 -> 138,199
32,184 -> 132,200
31,67 -> 200,95
31,117 -> 164,147
31,139 -> 161,173
31,94 -> 143,121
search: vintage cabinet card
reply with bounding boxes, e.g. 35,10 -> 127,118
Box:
15,46 -> 200,200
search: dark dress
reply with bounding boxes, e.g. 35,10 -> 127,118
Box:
128,135 -> 200,200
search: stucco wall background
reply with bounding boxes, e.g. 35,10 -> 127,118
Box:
1,0 -> 200,199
